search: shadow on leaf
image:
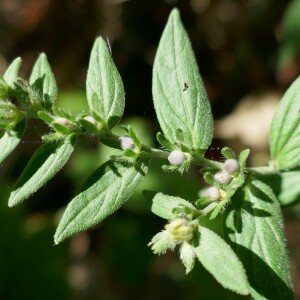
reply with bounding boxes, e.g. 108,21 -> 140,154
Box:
248,181 -> 274,203
256,174 -> 282,198
230,242 -> 294,300
226,188 -> 271,236
242,200 -> 272,217
32,76 -> 51,108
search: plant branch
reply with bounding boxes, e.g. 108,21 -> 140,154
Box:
247,165 -> 279,175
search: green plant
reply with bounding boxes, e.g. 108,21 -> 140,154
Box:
0,8 -> 298,299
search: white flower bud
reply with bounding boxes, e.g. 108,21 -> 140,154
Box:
214,170 -> 232,185
206,187 -> 220,201
168,150 -> 186,165
54,117 -> 70,127
83,116 -> 98,126
224,159 -> 239,174
119,136 -> 136,150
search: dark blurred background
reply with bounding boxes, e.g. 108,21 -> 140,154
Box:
1,0 -> 300,299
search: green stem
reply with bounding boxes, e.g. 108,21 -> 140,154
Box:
15,90 -> 224,171
140,147 -> 224,169
99,129 -> 223,169
8,85 -> 225,170
200,202 -> 218,217
193,156 -> 223,169
140,146 -> 169,160
247,165 -> 279,175
192,152 -> 223,169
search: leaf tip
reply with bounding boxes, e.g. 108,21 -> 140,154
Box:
53,235 -> 60,245
8,189 -> 20,207
169,7 -> 180,19
8,196 -> 17,208
8,191 -> 25,207
13,57 -> 22,66
53,230 -> 64,245
93,36 -> 107,50
38,52 -> 47,60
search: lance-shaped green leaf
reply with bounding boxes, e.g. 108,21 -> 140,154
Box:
258,170 -> 300,206
86,37 -> 125,128
29,53 -> 57,109
224,180 -> 294,299
151,193 -> 195,220
277,170 -> 300,206
194,226 -> 249,295
54,159 -> 149,244
0,119 -> 26,164
152,9 -> 213,152
8,136 -> 75,207
270,75 -> 300,169
3,57 -> 22,88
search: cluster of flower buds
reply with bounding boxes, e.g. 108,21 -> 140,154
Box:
206,159 -> 239,201
148,216 -> 196,274
214,159 -> 239,185
165,218 -> 194,242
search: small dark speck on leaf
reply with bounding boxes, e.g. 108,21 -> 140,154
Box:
183,82 -> 189,92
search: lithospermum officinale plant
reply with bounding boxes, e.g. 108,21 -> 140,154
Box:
0,8 -> 298,299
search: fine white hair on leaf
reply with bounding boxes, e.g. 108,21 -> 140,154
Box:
106,37 -> 112,55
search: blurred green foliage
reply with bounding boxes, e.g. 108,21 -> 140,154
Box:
278,0 -> 300,67
0,183 -> 69,300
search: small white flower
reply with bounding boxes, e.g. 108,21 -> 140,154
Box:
206,187 -> 220,201
224,159 -> 239,174
83,116 -> 98,126
119,136 -> 136,150
214,170 -> 232,185
54,117 -> 70,127
168,150 -> 186,165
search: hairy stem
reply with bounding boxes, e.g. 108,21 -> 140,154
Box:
200,202 -> 218,217
248,165 -> 279,175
